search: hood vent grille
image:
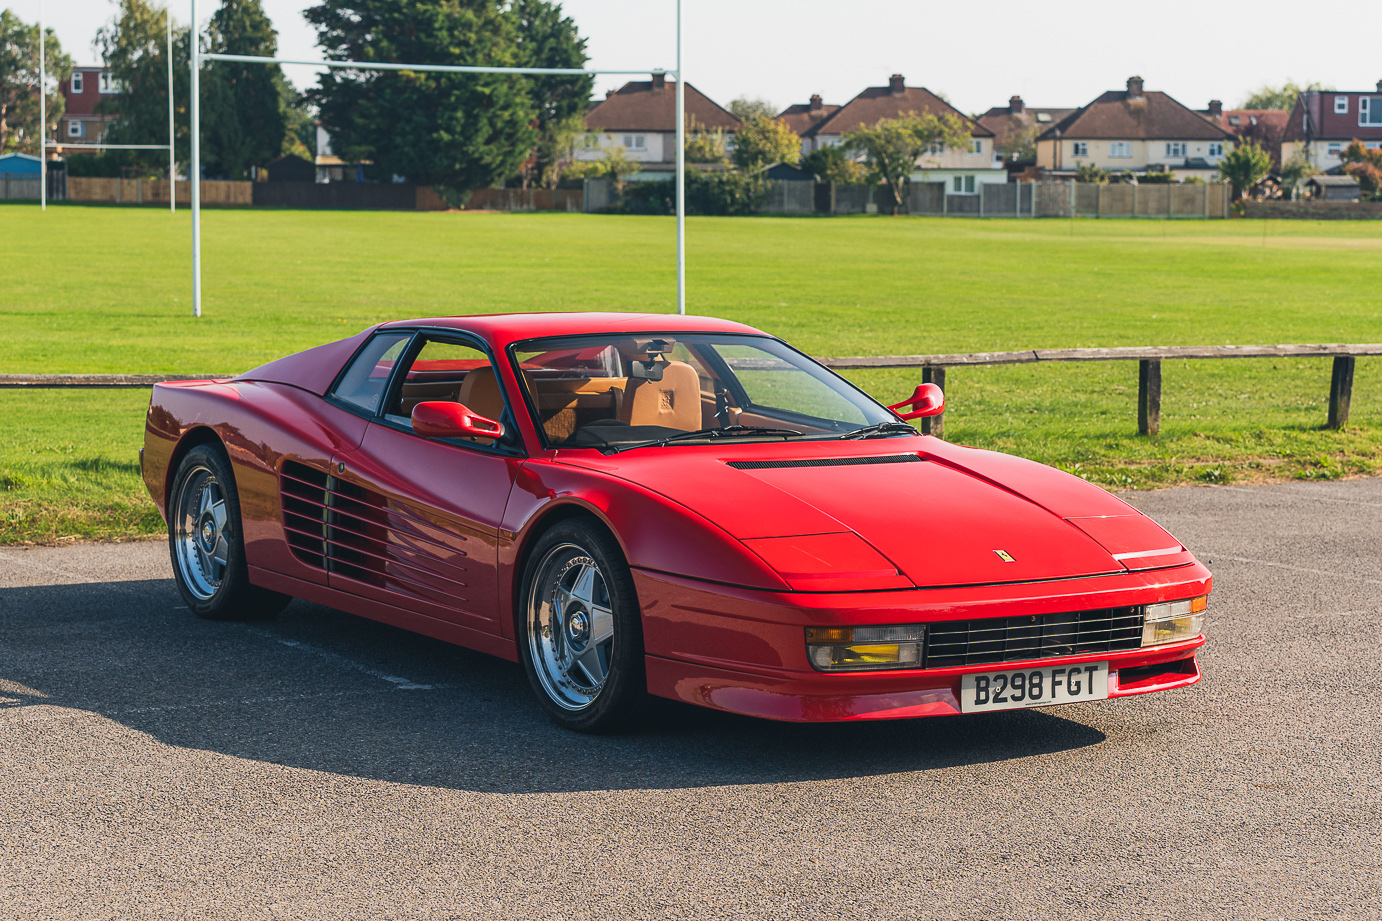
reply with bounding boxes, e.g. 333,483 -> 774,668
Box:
278,460 -> 470,605
727,454 -> 921,471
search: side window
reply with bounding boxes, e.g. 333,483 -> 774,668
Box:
331,332 -> 411,415
382,338 -> 502,426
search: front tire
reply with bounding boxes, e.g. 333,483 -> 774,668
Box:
518,519 -> 650,733
168,443 -> 289,621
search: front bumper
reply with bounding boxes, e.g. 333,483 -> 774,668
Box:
635,562 -> 1210,722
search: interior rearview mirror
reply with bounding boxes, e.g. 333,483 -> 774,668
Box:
411,401 -> 505,440
887,383 -> 944,420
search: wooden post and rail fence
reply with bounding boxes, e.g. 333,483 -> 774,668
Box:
2,343 -> 1377,438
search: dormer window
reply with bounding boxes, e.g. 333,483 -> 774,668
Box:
98,72 -> 122,94
71,72 -> 84,93
1035,112 -> 1051,123
1335,96 -> 1348,114
1227,115 -> 1241,126
1362,97 -> 1382,126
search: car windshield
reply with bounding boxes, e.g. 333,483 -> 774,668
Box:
511,333 -> 898,451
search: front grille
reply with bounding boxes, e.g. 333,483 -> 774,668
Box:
727,454 -> 920,470
923,607 -> 1143,669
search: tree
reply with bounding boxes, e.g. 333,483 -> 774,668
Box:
728,97 -> 773,121
1239,81 -> 1330,112
683,115 -> 726,163
996,120 -> 1038,163
512,0 -> 592,187
1,11 -> 71,155
844,111 -> 971,213
96,0 -> 190,171
1277,149 -> 1317,200
306,0 -> 539,195
201,0 -> 289,179
1074,161 -> 1107,183
1341,140 -> 1382,198
1217,141 -> 1272,200
801,144 -> 866,183
730,114 -> 799,171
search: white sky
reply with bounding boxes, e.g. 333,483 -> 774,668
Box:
15,0 -> 1382,115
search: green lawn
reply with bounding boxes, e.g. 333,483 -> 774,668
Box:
3,202 -> 1381,543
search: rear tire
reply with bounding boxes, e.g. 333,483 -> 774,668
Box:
518,518 -> 650,733
167,443 -> 289,621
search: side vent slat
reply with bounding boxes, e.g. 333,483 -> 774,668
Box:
278,460 -> 468,605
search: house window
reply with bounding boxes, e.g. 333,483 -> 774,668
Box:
1165,142 -> 1186,157
1361,97 -> 1382,126
1072,141 -> 1088,157
1036,112 -> 1051,123
581,134 -> 597,149
1227,114 -> 1241,126
1335,96 -> 1349,114
98,72 -> 121,94
1208,142 -> 1223,157
952,175 -> 976,194
1109,142 -> 1132,158
67,120 -> 83,138
70,72 -> 83,93
622,134 -> 646,150
1326,142 -> 1343,158
970,139 -> 983,154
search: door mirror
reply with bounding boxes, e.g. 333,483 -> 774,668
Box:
887,383 -> 944,420
411,401 -> 505,440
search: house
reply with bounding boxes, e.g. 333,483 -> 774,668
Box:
578,74 -> 740,179
1036,77 -> 1234,180
797,74 -> 1002,195
265,154 -> 316,183
776,95 -> 840,156
0,152 -> 42,175
976,96 -> 1076,176
56,65 -> 120,149
1306,174 -> 1362,201
1198,101 -> 1287,167
1280,83 -> 1382,173
314,122 -> 367,183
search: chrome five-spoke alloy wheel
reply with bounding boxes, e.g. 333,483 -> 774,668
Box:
527,543 -> 616,710
173,464 -> 231,601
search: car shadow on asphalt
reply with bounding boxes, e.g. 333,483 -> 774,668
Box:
1,579 -> 1107,793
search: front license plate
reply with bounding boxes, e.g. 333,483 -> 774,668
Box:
960,662 -> 1109,713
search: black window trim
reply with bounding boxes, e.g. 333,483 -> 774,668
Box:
329,326 -> 525,458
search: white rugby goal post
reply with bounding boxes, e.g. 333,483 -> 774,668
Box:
187,0 -> 689,317
38,2 -> 178,213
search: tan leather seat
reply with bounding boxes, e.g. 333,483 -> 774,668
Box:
458,366 -> 505,422
618,360 -> 700,431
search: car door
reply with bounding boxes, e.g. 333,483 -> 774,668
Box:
324,332 -> 522,635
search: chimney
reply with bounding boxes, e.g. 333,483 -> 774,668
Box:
1377,79 -> 1382,92
1207,99 -> 1222,117
606,88 -> 616,98
889,74 -> 905,96
651,72 -> 666,91
1009,95 -> 1025,114
1127,76 -> 1144,99
809,94 -> 823,112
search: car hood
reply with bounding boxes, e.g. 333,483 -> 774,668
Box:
558,438 -> 1189,590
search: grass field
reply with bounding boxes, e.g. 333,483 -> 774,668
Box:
3,202 -> 1381,543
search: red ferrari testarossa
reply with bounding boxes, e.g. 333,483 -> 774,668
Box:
142,313 -> 1210,731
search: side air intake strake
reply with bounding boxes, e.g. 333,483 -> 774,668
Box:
727,455 -> 921,471
279,460 -> 470,606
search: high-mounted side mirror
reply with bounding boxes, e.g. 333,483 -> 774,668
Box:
887,383 -> 944,420
411,401 -> 505,440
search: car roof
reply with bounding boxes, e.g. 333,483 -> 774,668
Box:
378,312 -> 769,347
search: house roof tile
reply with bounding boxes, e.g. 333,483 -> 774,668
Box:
808,80 -> 994,138
777,101 -> 841,137
1039,87 -> 1234,141
584,78 -> 740,133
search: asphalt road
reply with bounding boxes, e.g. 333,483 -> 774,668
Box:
2,479 -> 1380,920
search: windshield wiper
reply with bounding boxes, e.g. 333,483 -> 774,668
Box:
607,425 -> 803,454
838,421 -> 918,440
